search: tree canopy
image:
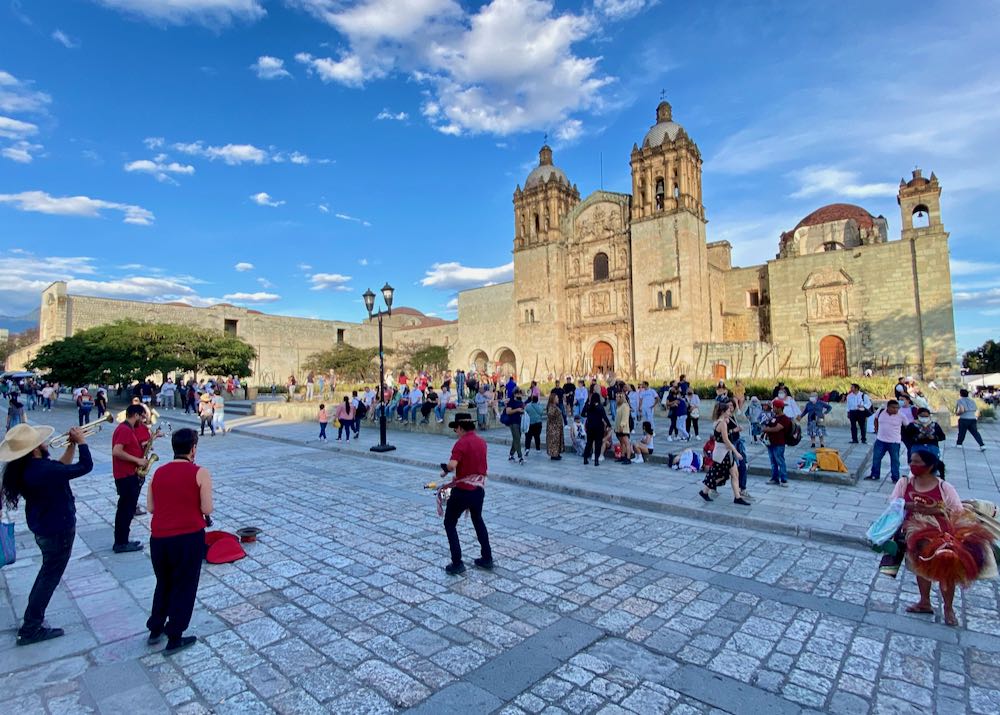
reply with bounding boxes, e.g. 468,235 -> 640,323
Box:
963,339 -> 1000,374
302,344 -> 387,382
405,344 -> 450,374
27,320 -> 256,385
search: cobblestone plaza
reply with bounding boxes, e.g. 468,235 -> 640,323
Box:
2,405 -> 1000,714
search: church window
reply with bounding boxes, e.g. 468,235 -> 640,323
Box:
673,183 -> 680,199
224,319 -> 238,336
337,328 -> 345,344
530,309 -> 535,322
746,290 -> 760,308
821,242 -> 844,252
665,290 -> 673,308
912,204 -> 930,229
657,291 -> 664,308
593,252 -> 610,281
524,310 -> 530,323
655,177 -> 665,210
534,213 -> 540,234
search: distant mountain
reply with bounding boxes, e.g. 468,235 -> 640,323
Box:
0,308 -> 40,334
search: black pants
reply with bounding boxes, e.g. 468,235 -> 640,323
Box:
848,410 -> 868,443
21,528 -> 75,634
148,530 -> 204,640
443,487 -> 491,565
686,416 -> 699,437
526,422 -> 542,450
669,415 -> 678,436
200,416 -> 215,435
114,475 -> 141,546
957,419 -> 985,447
583,426 -> 604,463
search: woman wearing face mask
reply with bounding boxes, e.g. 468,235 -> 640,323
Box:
902,408 -> 946,461
886,449 -> 990,627
777,389 -> 801,419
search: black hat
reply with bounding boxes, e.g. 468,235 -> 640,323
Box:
448,412 -> 476,429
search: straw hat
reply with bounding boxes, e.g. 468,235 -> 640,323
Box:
200,393 -> 212,402
0,423 -> 56,462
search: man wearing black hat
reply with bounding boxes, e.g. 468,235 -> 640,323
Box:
439,412 -> 493,575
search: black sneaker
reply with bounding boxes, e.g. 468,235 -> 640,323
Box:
147,630 -> 163,645
474,557 -> 494,570
734,497 -> 751,506
17,626 -> 65,646
163,635 -> 197,655
508,454 -> 515,462
445,561 -> 466,576
113,541 -> 143,553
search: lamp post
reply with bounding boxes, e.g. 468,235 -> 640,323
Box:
364,283 -> 396,452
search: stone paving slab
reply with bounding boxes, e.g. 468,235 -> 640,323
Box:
2,403 -> 1000,714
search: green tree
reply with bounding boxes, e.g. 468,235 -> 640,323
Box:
963,339 -> 1000,374
303,344 -> 385,382
406,344 -> 450,374
28,321 -> 256,385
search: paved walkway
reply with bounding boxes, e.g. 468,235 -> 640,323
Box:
1,404 -> 999,714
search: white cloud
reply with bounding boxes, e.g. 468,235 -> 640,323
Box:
554,119 -> 583,143
0,115 -> 38,138
174,141 -> 268,165
318,203 -> 330,213
222,291 -> 280,303
951,259 -> 1000,277
446,297 -> 459,309
295,52 -> 370,87
376,109 -> 408,121
358,258 -> 369,266
251,55 -> 291,80
250,192 -> 285,207
234,262 -> 255,272
298,263 -> 313,271
257,276 -> 275,288
52,29 -> 79,48
790,166 -> 897,200
309,272 -> 352,291
595,0 -> 657,20
289,151 -> 311,164
0,190 -> 154,225
334,212 -> 371,226
124,157 -> 196,183
0,71 -> 51,114
293,0 -> 613,137
143,136 -> 165,150
420,261 -> 513,290
94,0 -> 265,27
2,141 -> 42,163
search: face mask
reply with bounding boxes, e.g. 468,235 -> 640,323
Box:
910,463 -> 931,477
809,397 -> 817,403
919,416 -> 931,424
778,392 -> 786,399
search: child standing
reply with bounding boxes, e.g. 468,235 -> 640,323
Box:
746,396 -> 763,442
318,403 -> 329,441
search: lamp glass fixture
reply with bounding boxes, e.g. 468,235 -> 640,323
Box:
362,288 -> 376,316
381,283 -> 394,310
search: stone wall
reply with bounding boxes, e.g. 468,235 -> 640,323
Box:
454,282 -> 518,375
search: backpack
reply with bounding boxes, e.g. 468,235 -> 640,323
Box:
355,402 -> 368,419
786,420 -> 803,446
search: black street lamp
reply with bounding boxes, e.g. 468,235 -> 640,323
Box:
364,283 -> 395,452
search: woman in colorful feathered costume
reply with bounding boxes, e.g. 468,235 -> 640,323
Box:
888,447 -> 995,626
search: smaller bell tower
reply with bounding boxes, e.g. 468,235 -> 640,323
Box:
513,144 -> 579,251
898,168 -> 944,239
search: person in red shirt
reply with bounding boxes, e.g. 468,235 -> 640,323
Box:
111,405 -> 148,552
439,412 -> 493,575
146,428 -> 213,655
763,399 -> 793,486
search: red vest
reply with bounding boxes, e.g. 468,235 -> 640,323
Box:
150,461 -> 205,538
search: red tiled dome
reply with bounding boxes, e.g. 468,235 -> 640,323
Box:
794,203 -> 875,230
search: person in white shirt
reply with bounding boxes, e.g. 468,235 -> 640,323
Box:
573,381 -> 589,418
211,390 -> 225,434
639,382 -> 657,424
845,383 -> 872,444
159,379 -> 176,410
865,399 -> 913,482
409,387 -> 424,424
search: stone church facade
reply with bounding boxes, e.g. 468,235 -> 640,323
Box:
453,100 -> 958,382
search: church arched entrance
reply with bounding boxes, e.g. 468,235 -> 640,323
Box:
593,341 -> 614,374
496,348 -> 516,377
712,363 -> 728,381
470,350 -> 488,372
819,335 -> 847,377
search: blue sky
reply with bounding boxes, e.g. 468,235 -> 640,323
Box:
1,0 -> 997,353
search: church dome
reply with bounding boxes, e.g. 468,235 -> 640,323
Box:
524,144 -> 568,189
793,203 -> 875,231
641,100 -> 685,148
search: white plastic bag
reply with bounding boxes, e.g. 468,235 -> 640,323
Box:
866,498 -> 905,546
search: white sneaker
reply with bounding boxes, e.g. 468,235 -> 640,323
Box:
956,444 -> 964,449
981,445 -> 989,451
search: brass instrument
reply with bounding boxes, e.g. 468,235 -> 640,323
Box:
50,413 -> 114,448
137,422 -> 171,482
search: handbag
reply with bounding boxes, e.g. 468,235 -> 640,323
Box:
0,508 -> 15,568
520,412 -> 530,433
690,407 -> 700,419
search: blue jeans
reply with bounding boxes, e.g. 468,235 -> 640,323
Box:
871,440 -> 901,481
435,403 -> 447,421
767,444 -> 787,483
409,405 -> 420,423
319,422 -> 328,439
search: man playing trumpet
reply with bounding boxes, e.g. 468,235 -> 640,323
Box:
0,423 -> 93,646
111,405 -> 149,553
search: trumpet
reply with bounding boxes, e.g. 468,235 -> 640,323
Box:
50,413 -> 115,448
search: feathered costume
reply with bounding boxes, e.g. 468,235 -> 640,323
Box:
905,510 -> 994,588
